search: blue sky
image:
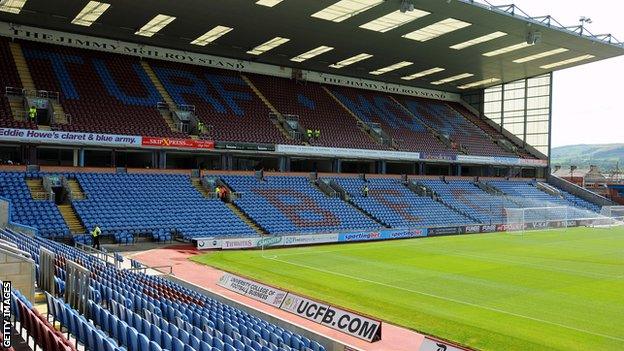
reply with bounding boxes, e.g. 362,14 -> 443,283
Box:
495,0 -> 624,147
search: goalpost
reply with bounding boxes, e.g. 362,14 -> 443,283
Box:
600,205 -> 624,222
504,205 -> 624,234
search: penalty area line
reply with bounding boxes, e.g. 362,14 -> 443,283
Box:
266,256 -> 624,343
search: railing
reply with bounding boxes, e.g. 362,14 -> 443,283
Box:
178,104 -> 195,112
5,86 -> 23,96
125,264 -> 174,276
156,101 -> 170,110
75,242 -> 123,269
23,89 -> 60,101
460,0 -> 624,47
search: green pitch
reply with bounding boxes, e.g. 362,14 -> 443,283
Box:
191,227 -> 624,351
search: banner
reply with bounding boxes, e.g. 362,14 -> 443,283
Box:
419,337 -> 467,351
142,137 -> 214,149
214,141 -> 275,151
282,233 -> 340,246
280,293 -> 382,342
428,227 -> 462,236
217,273 -> 288,308
338,228 -> 427,242
456,155 -> 548,167
0,127 -> 141,147
276,144 -> 420,161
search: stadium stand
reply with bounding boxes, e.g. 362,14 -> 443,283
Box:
149,60 -> 294,144
246,74 -> 385,150
0,172 -> 70,238
221,175 -> 381,235
331,177 -> 476,228
419,179 -> 518,224
326,86 -> 449,153
71,173 -> 257,240
394,96 -> 515,157
19,41 -> 184,137
1,228 -> 327,351
0,37 -> 37,129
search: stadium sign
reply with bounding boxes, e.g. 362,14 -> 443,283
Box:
456,155 -> 548,167
0,127 -> 141,148
281,233 -> 340,246
142,137 -> 214,150
419,337 -> 467,351
428,227 -> 462,236
280,293 -> 382,342
217,273 -> 287,308
276,145 -> 420,161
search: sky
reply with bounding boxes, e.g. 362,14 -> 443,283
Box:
488,0 -> 624,147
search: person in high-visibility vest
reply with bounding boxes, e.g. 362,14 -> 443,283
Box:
197,121 -> 204,134
91,225 -> 102,250
306,129 -> 313,139
215,186 -> 221,199
28,106 -> 37,122
314,129 -> 320,139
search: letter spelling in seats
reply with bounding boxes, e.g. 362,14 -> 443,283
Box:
370,189 -> 421,222
152,67 -> 225,112
254,189 -> 339,228
205,74 -> 252,116
92,59 -> 161,106
22,48 -> 83,99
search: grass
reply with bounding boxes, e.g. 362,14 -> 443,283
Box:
191,227 -> 624,351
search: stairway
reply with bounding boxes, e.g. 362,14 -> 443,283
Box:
140,61 -> 181,133
58,204 -> 86,234
8,98 -> 26,121
67,179 -> 86,200
9,42 -> 35,91
26,179 -> 47,200
226,202 -> 268,236
191,178 -> 211,197
321,86 -> 384,147
241,74 -> 293,141
50,99 -> 69,125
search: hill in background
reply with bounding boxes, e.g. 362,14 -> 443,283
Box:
551,144 -> 624,170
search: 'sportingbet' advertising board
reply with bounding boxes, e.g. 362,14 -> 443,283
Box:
218,273 -> 382,342
197,220 -> 581,250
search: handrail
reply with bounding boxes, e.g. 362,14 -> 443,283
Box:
126,264 -> 174,275
75,242 -> 122,268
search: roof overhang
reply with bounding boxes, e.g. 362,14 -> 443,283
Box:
0,0 -> 622,93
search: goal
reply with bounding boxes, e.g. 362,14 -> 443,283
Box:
504,205 -> 622,234
600,205 -> 624,221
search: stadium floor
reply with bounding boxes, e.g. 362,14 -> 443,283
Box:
191,227 -> 624,351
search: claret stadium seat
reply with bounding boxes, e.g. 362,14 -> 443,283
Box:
149,60 -> 293,145
332,177 -> 475,228
20,41 -> 185,137
327,86 -> 449,154
221,175 -> 381,235
247,73 -> 387,150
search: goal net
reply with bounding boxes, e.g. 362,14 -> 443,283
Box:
600,206 -> 624,221
504,205 -> 623,234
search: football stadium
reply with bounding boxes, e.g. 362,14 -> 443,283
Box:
0,1 -> 622,351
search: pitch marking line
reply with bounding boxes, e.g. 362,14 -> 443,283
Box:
266,256 -> 624,343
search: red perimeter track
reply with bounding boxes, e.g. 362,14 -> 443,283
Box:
130,245 -> 425,351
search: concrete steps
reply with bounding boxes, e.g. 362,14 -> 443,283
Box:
51,99 -> 69,125
25,179 -> 47,200
8,98 -> 26,121
226,202 -> 267,236
241,74 -> 293,141
9,42 -> 35,91
58,204 -> 86,234
67,179 -> 86,200
140,61 -> 180,133
191,178 -> 211,198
